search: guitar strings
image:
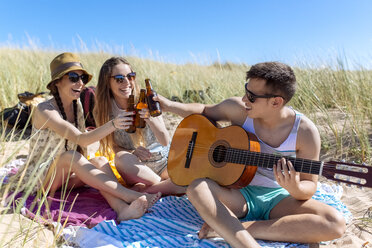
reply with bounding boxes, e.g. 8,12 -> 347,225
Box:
182,142 -> 368,187
185,143 -> 328,173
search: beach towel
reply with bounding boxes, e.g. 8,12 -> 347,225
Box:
1,158 -> 116,228
19,187 -> 116,228
63,182 -> 352,248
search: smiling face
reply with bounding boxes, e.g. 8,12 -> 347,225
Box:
109,63 -> 135,101
55,70 -> 85,101
242,78 -> 275,118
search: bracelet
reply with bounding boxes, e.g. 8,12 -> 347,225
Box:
111,119 -> 117,129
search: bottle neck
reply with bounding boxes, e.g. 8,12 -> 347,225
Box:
145,79 -> 153,91
139,92 -> 146,102
127,95 -> 135,110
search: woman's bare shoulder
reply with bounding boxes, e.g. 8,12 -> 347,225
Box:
33,99 -> 60,128
36,99 -> 56,112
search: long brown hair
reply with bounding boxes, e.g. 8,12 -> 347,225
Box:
94,57 -> 139,156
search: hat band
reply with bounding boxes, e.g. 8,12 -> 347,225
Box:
52,62 -> 84,79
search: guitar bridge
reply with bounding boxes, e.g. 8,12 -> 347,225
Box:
185,132 -> 198,168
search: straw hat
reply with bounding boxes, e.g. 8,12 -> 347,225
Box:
47,52 -> 93,90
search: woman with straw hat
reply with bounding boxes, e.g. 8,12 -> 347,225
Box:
7,52 -> 161,221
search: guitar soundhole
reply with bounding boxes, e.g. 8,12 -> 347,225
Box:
209,140 -> 229,168
213,145 -> 227,163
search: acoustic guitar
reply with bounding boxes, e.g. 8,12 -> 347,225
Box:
167,114 -> 372,189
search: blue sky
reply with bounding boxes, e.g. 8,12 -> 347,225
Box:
0,0 -> 371,68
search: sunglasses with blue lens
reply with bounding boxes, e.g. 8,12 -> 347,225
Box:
110,72 -> 136,83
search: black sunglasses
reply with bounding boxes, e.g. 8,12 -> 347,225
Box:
110,72 -> 136,83
67,72 -> 89,84
244,83 -> 283,103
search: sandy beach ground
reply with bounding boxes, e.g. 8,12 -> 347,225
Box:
0,112 -> 371,247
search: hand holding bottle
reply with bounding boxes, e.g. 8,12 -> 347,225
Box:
145,79 -> 162,117
112,111 -> 136,130
152,94 -> 172,112
137,108 -> 151,120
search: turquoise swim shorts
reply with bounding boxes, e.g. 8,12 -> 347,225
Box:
239,185 -> 290,221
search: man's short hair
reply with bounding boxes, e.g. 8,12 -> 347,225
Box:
246,62 -> 296,103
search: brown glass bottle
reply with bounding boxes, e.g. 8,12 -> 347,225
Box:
125,93 -> 136,133
135,89 -> 147,128
145,78 -> 162,117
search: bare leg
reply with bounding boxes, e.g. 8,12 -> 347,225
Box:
115,151 -> 161,186
241,197 -> 346,243
187,178 -> 260,248
160,168 -> 169,180
198,222 -> 219,239
188,178 -> 346,245
44,151 -> 161,207
145,178 -> 186,195
89,157 -> 161,221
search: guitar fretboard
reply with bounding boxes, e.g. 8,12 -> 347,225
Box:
225,148 -> 323,175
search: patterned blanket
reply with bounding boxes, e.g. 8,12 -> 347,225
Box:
63,183 -> 351,248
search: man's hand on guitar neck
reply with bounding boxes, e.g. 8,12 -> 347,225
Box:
274,157 -> 317,200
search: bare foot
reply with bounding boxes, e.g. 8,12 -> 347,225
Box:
117,195 -> 148,222
145,192 -> 162,209
198,222 -> 220,239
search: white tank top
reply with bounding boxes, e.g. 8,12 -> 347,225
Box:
241,108 -> 303,188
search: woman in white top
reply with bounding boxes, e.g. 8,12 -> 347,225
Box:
94,57 -> 185,195
94,57 -> 169,186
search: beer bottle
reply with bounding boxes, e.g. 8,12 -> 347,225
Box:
125,92 -> 136,133
145,78 -> 162,117
135,89 -> 147,128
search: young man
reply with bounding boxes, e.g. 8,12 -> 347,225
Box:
154,62 -> 346,247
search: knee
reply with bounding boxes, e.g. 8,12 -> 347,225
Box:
186,178 -> 216,201
90,156 -> 109,168
115,152 -> 136,169
59,150 -> 83,165
323,208 -> 346,239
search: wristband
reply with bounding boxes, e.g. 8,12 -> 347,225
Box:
111,119 -> 118,129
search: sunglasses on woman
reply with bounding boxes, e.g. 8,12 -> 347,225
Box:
244,83 -> 283,103
110,72 -> 136,84
67,72 -> 89,84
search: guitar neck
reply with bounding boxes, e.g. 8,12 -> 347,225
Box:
225,148 -> 323,175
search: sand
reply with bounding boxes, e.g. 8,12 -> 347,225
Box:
0,113 -> 371,247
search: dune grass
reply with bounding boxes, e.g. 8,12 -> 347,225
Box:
0,48 -> 371,246
1,48 -> 370,161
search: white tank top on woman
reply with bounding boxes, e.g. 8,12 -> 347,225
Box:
241,108 -> 303,188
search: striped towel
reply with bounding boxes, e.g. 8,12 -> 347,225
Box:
64,182 -> 351,248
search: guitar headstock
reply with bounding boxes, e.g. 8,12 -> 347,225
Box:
322,161 -> 372,188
